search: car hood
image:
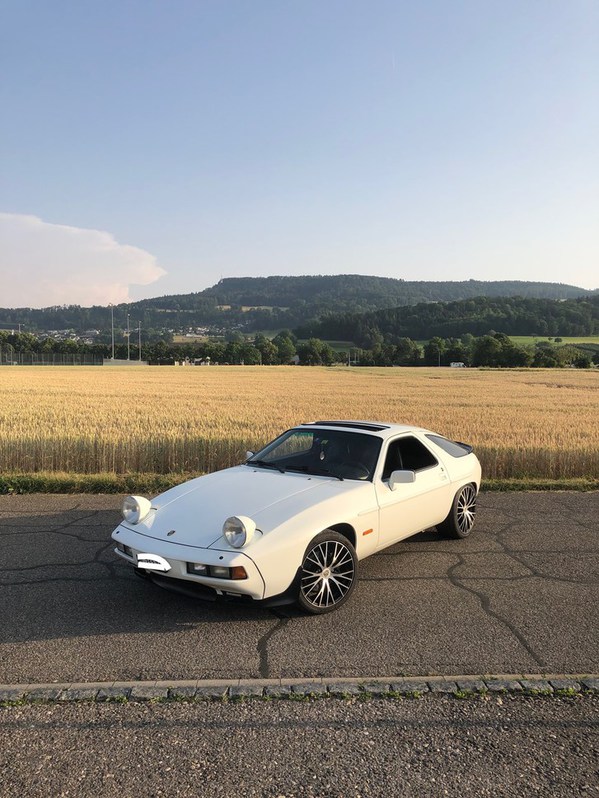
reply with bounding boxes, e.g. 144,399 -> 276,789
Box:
125,465 -> 359,549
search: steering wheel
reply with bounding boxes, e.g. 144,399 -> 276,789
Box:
336,461 -> 370,480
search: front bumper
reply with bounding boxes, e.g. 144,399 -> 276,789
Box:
112,524 -> 266,601
138,570 -> 300,607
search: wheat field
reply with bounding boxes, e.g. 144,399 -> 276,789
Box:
1,366 -> 598,479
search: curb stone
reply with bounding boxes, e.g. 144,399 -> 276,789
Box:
428,680 -> 458,694
290,683 -> 328,697
0,675 -> 597,705
456,679 -> 487,693
129,686 -> 169,701
549,679 -> 582,692
96,687 -> 131,701
485,679 -> 523,692
389,679 -> 430,695
358,682 -> 391,697
520,679 -> 553,693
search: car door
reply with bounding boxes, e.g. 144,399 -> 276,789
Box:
374,434 -> 453,549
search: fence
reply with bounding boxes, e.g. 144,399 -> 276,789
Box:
0,351 -> 103,366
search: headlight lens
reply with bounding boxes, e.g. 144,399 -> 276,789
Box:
223,515 -> 256,548
122,495 -> 152,524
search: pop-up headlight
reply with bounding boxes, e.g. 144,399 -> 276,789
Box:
222,515 -> 256,548
122,495 -> 152,524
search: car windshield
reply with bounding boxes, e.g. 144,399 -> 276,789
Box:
247,428 -> 382,481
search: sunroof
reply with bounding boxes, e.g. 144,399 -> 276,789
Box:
302,421 -> 389,432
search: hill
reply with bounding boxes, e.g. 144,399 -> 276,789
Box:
202,275 -> 590,307
295,295 -> 599,346
0,275 -> 593,335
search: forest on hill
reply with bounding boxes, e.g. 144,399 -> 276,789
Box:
0,275 -> 593,334
201,275 -> 590,308
295,295 -> 599,347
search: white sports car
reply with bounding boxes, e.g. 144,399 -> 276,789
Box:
112,421 -> 481,614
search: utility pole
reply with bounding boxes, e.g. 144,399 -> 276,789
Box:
137,323 -> 142,362
109,304 -> 115,360
126,314 -> 130,361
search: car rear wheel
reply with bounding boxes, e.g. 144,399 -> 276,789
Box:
297,530 -> 358,614
437,484 -> 477,539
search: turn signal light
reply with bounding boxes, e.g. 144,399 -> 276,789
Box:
186,563 -> 248,580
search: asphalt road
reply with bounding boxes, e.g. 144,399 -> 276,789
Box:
1,695 -> 598,797
0,492 -> 597,684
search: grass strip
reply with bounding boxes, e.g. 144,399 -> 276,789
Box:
0,471 -> 198,495
482,477 -> 598,492
0,472 -> 596,495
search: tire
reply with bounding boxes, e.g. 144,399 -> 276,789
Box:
437,484 -> 477,539
297,530 -> 358,614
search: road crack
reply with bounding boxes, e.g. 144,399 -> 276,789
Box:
447,554 -> 546,669
257,613 -> 292,678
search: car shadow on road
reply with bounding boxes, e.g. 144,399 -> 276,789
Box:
0,504 -> 283,649
0,500 -> 470,649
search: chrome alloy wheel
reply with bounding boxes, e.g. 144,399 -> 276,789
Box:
300,538 -> 356,611
456,484 -> 477,535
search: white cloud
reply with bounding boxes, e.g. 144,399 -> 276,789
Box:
0,213 -> 167,308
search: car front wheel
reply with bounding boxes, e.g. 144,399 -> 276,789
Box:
437,484 -> 477,539
297,530 -> 358,614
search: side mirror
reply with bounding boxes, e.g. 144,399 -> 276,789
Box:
389,469 -> 416,490
245,451 -> 254,461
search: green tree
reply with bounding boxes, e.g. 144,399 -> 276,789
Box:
471,335 -> 503,367
444,339 -> 470,365
394,338 -> 421,365
239,343 -> 261,365
423,337 -> 445,366
532,347 -> 559,367
272,333 -> 297,364
253,335 -> 279,364
573,353 -> 592,368
297,338 -> 335,365
224,341 -> 242,364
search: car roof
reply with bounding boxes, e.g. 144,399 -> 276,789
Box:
299,420 -> 432,439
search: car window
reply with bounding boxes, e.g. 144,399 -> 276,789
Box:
248,429 -> 382,481
274,431 -> 315,457
425,434 -> 473,458
382,436 -> 438,479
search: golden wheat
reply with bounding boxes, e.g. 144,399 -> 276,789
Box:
1,365 -> 597,479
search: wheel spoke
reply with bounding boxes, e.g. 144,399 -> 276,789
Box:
328,575 -> 351,592
300,538 -> 356,609
457,486 -> 476,533
323,580 -> 334,606
305,549 -> 326,571
302,573 -> 327,598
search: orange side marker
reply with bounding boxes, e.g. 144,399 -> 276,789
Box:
362,528 -> 374,536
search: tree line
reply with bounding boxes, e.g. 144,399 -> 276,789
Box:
1,329 -> 595,368
0,278 -> 594,337
296,295 -> 599,346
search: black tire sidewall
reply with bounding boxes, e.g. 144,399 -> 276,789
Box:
297,530 -> 358,614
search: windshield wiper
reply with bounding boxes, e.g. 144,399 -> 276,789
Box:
247,459 -> 286,474
286,465 -> 344,481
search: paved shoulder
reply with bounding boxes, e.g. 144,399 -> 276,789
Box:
0,492 -> 598,683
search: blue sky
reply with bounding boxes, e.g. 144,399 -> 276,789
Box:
1,0 -> 597,307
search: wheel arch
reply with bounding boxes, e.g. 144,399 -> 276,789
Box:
324,522 -> 357,550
